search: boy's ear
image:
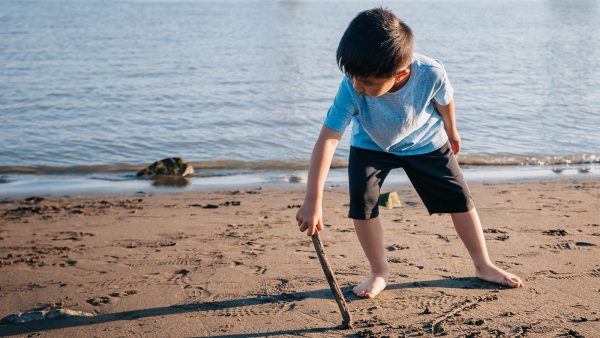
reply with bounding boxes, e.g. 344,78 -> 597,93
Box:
395,68 -> 409,81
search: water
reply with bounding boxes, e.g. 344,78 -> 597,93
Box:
1,0 -> 600,174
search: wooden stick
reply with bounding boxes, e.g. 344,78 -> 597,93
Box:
311,231 -> 353,329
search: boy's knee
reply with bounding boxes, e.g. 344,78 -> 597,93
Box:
352,216 -> 381,226
348,202 -> 379,220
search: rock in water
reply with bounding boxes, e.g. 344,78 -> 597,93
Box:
137,157 -> 194,177
287,175 -> 305,183
378,191 -> 402,209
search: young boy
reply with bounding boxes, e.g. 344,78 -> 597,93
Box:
296,7 -> 524,299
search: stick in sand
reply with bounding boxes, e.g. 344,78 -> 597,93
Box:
311,231 -> 353,329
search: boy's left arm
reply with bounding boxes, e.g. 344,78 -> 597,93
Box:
434,99 -> 461,154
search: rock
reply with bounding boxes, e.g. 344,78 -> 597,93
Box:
287,175 -> 305,183
137,157 -> 194,177
1,308 -> 94,324
378,191 -> 402,209
24,196 -> 45,204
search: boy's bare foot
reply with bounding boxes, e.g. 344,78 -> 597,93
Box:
476,263 -> 524,288
353,269 -> 389,298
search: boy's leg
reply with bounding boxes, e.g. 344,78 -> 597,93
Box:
347,146 -> 399,298
401,142 -> 523,288
352,216 -> 389,298
451,208 -> 524,288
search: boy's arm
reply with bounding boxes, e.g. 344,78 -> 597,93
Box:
434,99 -> 461,154
296,124 -> 343,236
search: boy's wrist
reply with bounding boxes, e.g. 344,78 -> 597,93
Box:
304,193 -> 323,206
445,125 -> 458,134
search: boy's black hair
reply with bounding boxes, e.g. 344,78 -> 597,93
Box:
336,7 -> 413,79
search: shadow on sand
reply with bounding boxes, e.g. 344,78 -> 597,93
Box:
0,277 -> 502,337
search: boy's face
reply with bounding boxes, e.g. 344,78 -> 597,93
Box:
349,68 -> 410,97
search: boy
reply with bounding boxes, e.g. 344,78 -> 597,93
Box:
296,7 -> 523,299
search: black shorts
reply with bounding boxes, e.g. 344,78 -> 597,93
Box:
348,142 -> 474,219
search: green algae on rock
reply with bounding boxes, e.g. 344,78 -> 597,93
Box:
136,157 -> 194,178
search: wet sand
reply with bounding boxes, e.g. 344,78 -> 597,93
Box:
0,179 -> 599,337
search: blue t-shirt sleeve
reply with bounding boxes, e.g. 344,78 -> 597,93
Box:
324,76 -> 357,133
432,60 -> 454,106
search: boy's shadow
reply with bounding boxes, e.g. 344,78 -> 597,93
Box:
0,277 -> 501,337
386,276 -> 504,291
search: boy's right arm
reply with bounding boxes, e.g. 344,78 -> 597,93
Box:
296,123 -> 343,236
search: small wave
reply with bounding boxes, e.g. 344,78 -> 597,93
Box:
0,154 -> 598,175
0,164 -> 145,175
457,154 -> 600,166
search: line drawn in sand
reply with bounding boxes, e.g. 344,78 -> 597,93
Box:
536,269 -> 600,280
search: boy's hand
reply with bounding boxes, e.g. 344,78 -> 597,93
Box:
296,204 -> 324,236
447,128 -> 461,154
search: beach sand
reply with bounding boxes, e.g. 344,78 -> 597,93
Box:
0,179 -> 599,337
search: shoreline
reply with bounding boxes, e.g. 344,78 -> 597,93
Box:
1,164 -> 599,199
0,179 -> 599,336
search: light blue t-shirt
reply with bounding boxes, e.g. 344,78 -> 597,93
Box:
324,53 -> 454,156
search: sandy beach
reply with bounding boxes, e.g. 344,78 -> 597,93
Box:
1,178 -> 599,337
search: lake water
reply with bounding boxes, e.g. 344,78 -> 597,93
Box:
1,0 -> 600,178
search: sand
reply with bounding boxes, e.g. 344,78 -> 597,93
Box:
0,179 -> 599,337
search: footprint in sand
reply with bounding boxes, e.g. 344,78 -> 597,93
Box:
51,231 -> 95,241
183,302 -> 289,317
177,286 -> 212,305
540,241 -> 598,252
124,256 -> 202,268
542,229 -> 568,236
483,229 -> 510,241
112,239 -> 176,248
159,232 -> 191,241
1,245 -> 81,268
95,276 -> 152,288
413,292 -> 464,312
483,228 -> 507,234
86,290 -> 137,306
167,268 -> 200,287
388,257 -> 409,264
